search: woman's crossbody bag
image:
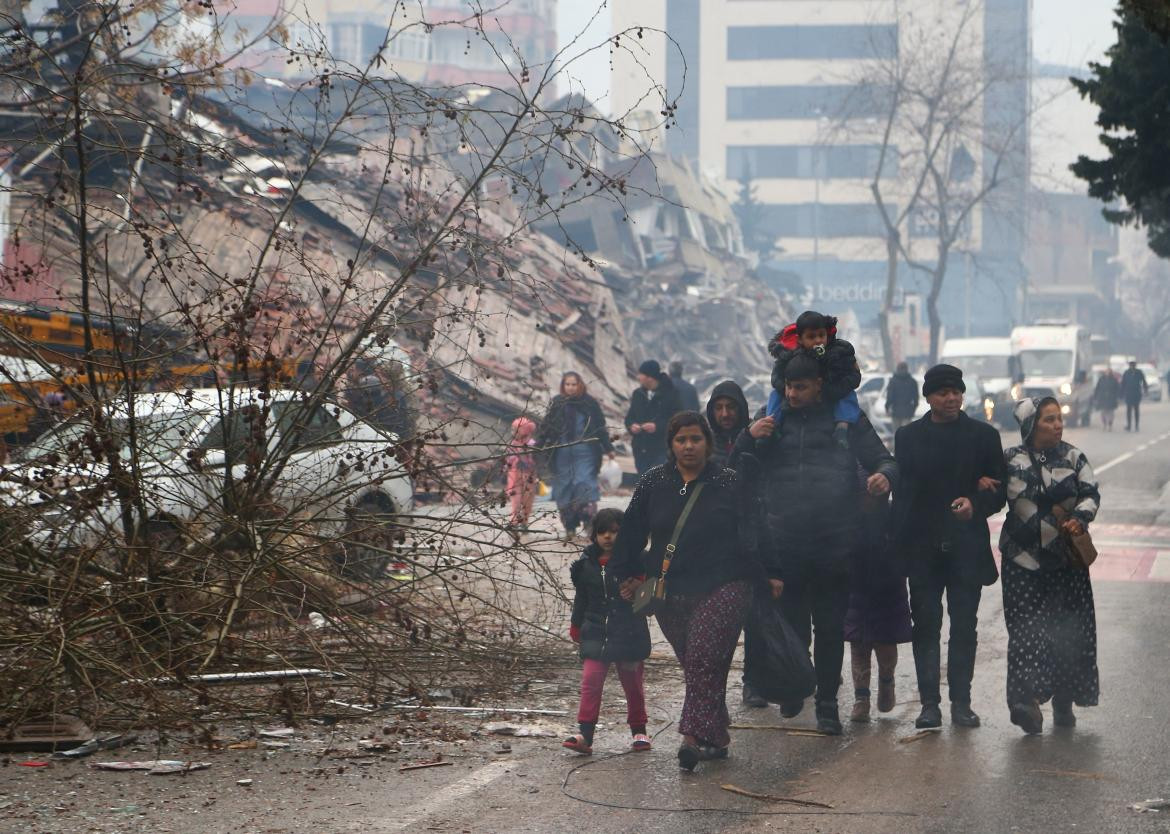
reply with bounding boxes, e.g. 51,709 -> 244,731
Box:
1027,452 -> 1098,570
632,483 -> 705,617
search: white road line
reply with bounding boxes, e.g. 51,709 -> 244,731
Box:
1152,552 -> 1170,581
355,759 -> 514,832
1096,430 -> 1170,475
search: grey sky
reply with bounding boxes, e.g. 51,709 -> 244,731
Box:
556,0 -> 1121,107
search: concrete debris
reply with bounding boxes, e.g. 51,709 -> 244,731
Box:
91,760 -> 211,774
1131,799 -> 1170,813
482,722 -> 557,738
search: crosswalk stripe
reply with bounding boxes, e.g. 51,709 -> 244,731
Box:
1151,551 -> 1170,581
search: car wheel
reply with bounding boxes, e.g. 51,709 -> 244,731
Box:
339,493 -> 400,581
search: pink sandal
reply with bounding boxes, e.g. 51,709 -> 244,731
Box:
562,734 -> 593,755
631,733 -> 652,751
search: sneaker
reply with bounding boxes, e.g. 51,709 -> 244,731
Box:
1010,702 -> 1043,735
877,677 -> 896,713
678,743 -> 700,771
950,702 -> 981,728
631,733 -> 653,751
832,423 -> 850,450
742,684 -> 767,709
1052,699 -> 1076,728
915,703 -> 943,729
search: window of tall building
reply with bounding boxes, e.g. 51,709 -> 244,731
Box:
727,24 -> 897,61
726,84 -> 890,120
755,203 -> 891,238
727,145 -> 897,180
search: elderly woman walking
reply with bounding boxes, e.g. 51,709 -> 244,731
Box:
1000,397 -> 1101,734
537,372 -> 614,539
610,412 -> 782,771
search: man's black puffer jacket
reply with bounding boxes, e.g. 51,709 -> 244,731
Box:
569,545 -> 651,663
733,402 -> 897,580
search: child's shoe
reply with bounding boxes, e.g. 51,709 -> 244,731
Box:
562,734 -> 593,755
631,733 -> 652,751
833,422 -> 850,450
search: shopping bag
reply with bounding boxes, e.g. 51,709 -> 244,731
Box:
744,595 -> 816,704
599,458 -> 622,493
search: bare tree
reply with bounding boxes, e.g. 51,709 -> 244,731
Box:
829,0 -> 1030,365
0,0 -> 674,724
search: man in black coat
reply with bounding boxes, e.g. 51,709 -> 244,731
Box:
1121,360 -> 1148,432
625,360 -> 681,474
885,362 -> 920,430
890,364 -> 1006,730
670,361 -> 701,413
706,380 -> 750,469
733,353 -> 898,734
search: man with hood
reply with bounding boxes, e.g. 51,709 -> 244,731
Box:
890,364 -> 1007,731
625,360 -> 681,475
706,380 -> 751,469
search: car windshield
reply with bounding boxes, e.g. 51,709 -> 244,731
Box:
1018,349 -> 1073,378
15,410 -> 204,464
944,355 -> 1011,379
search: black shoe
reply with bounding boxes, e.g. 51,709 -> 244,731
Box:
1010,702 -> 1043,735
832,424 -> 850,451
1052,699 -> 1076,728
779,699 -> 804,718
915,703 -> 943,729
950,702 -> 981,728
697,744 -> 729,761
815,700 -> 843,736
742,684 -> 767,709
678,743 -> 700,771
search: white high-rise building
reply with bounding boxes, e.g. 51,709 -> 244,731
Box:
611,0 -> 1029,333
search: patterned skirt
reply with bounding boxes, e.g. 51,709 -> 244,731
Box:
1002,557 -> 1099,707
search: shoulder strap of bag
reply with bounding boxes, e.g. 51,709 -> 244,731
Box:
658,482 -> 705,580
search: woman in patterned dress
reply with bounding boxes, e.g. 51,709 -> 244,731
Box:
1000,396 -> 1101,734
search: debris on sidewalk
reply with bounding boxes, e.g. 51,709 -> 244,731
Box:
1130,798 -> 1170,813
127,668 -> 344,687
53,733 -> 139,759
0,716 -> 92,752
258,728 -> 296,739
227,739 -> 258,750
482,722 -> 557,738
398,759 -> 453,773
92,760 -> 211,774
17,760 -> 50,767
721,784 -> 834,809
236,778 -> 254,787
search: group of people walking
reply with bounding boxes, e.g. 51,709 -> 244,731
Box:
1093,360 -> 1150,432
556,310 -> 1103,771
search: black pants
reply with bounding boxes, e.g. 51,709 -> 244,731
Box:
745,572 -> 849,702
909,573 -> 982,706
1126,400 -> 1141,430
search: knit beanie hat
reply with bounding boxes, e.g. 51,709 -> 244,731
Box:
638,360 -> 661,377
922,363 -> 966,397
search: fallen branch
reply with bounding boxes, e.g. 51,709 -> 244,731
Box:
729,725 -> 830,737
897,728 -> 942,745
721,784 -> 833,809
399,760 -> 454,773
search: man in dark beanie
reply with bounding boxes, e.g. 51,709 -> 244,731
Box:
889,363 -> 1007,729
625,360 -> 681,474
734,351 -> 897,733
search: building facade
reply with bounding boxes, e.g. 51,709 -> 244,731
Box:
611,0 -> 1029,333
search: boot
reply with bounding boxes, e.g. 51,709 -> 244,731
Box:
950,702 -> 981,728
850,643 -> 871,723
1010,701 -> 1043,735
742,683 -> 767,709
1052,698 -> 1076,728
915,703 -> 942,729
779,699 -> 804,718
815,700 -> 843,736
874,643 -> 898,713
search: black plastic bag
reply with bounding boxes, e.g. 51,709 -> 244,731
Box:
744,596 -> 816,704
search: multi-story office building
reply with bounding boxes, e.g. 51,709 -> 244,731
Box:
611,0 -> 1029,333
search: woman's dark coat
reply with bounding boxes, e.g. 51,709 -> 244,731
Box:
569,545 -> 651,663
890,412 -> 1007,586
537,393 -> 613,475
844,488 -> 912,644
732,402 -> 897,582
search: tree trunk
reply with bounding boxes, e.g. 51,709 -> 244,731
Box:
926,252 -> 950,365
879,229 -> 900,370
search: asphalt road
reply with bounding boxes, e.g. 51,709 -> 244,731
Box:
391,401 -> 1170,833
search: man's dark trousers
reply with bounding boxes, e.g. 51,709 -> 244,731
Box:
1127,399 -> 1141,431
909,550 -> 981,706
760,569 -> 850,701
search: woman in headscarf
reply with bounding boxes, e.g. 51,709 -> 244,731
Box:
1000,397 -> 1101,734
537,372 -> 615,539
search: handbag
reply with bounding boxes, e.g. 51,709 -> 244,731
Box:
1027,451 -> 1097,569
632,482 -> 705,617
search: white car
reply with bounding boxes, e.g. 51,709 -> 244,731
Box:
1136,364 -> 1163,402
857,373 -> 931,422
2,388 -> 413,579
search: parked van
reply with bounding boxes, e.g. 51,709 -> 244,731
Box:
940,337 -> 1017,425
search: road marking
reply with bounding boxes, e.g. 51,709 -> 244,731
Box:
358,759 -> 513,832
1096,429 -> 1170,474
1152,551 -> 1170,581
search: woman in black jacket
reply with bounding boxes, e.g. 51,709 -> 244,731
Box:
563,509 -> 652,756
610,411 -> 782,771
